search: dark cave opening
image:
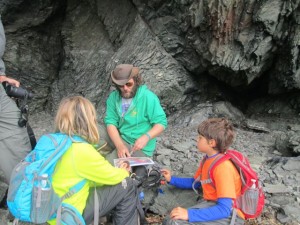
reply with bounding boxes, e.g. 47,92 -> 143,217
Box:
190,70 -> 270,114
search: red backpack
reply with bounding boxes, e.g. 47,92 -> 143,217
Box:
196,149 -> 265,219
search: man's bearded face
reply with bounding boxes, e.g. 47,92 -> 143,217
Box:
116,78 -> 138,99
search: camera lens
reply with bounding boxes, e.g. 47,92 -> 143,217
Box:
5,84 -> 33,99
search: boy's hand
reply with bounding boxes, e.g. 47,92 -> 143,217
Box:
170,207 -> 188,221
161,168 -> 171,182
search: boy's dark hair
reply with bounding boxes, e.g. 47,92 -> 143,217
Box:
198,118 -> 235,153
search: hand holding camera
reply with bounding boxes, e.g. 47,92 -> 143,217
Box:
0,76 -> 20,87
2,81 -> 33,99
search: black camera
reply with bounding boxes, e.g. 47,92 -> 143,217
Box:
2,81 -> 33,99
2,81 -> 33,128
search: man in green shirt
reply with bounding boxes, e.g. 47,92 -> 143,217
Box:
104,64 -> 167,165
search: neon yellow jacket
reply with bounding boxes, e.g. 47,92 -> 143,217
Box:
48,142 -> 129,224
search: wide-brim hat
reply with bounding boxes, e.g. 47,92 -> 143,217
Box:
111,64 -> 139,85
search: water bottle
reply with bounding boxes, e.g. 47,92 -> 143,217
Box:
250,179 -> 256,189
32,173 -> 52,222
244,179 -> 258,215
41,174 -> 50,190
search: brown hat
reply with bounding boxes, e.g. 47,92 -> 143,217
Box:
111,64 -> 139,85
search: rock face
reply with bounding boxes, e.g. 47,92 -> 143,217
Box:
0,0 -> 299,115
1,0 -> 300,224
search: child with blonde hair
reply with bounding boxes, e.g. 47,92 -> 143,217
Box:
49,96 -> 140,225
162,118 -> 245,225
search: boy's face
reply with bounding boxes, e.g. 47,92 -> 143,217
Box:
197,135 -> 216,154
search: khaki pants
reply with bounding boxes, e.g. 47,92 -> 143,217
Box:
0,85 -> 31,183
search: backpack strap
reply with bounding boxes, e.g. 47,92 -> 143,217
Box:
40,134 -> 69,173
200,154 -> 228,188
135,185 -> 146,223
93,187 -> 99,225
230,208 -> 237,225
61,179 -> 87,200
56,179 -> 90,225
225,151 -> 247,187
46,133 -> 59,147
27,123 -> 37,150
12,218 -> 19,225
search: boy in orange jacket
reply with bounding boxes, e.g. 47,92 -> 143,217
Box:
162,118 -> 244,225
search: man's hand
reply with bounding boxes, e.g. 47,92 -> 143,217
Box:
170,207 -> 189,221
0,76 -> 20,87
161,168 -> 172,182
131,134 -> 149,152
116,144 -> 131,158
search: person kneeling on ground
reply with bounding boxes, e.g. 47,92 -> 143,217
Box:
102,64 -> 167,180
161,118 -> 245,225
48,96 -> 140,225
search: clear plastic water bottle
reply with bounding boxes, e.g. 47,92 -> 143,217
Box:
244,179 -> 258,215
250,179 -> 256,189
41,174 -> 50,190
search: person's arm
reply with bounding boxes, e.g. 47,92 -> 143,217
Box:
131,124 -> 165,152
188,198 -> 232,222
104,93 -> 131,158
0,76 -> 20,86
131,90 -> 167,152
0,18 -> 20,87
148,93 -> 167,128
0,17 -> 6,76
73,143 -> 129,185
161,168 -> 201,189
169,198 -> 232,222
107,124 -> 130,158
169,176 -> 200,189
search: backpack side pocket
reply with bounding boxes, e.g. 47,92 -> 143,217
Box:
57,203 -> 86,225
7,161 -> 29,202
30,176 -> 60,223
236,188 -> 259,215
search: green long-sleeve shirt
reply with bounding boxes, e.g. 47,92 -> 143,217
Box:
104,85 -> 167,156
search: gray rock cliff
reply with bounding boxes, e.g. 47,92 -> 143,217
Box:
1,0 -> 300,224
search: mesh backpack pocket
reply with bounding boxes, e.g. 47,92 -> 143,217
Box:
7,161 -> 30,202
236,187 -> 259,215
57,203 -> 86,225
30,176 -> 60,223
